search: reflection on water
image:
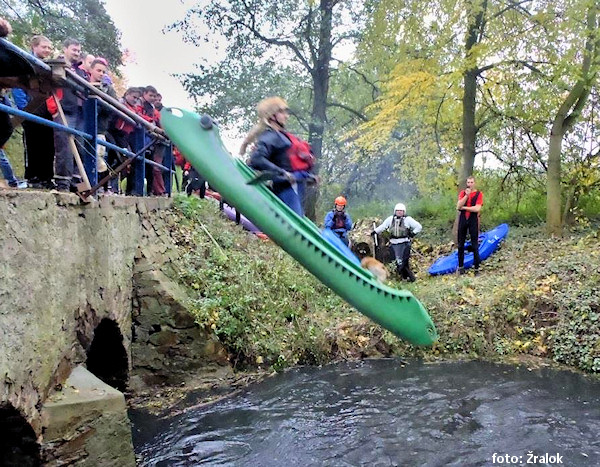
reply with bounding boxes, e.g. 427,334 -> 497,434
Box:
132,360 -> 600,466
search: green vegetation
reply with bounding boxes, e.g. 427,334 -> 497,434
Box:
4,0 -> 122,67
170,196 -> 599,375
171,196 -> 363,370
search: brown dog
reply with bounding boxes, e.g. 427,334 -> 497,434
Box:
354,242 -> 388,282
360,256 -> 389,282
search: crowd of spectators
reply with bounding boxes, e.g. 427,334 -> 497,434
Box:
1,20 -> 172,196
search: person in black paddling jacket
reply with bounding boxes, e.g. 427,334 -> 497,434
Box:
456,175 -> 484,275
241,97 -> 304,216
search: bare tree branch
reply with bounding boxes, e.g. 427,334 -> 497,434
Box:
327,101 -> 367,120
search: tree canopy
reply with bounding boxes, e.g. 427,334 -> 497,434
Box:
2,0 -> 122,67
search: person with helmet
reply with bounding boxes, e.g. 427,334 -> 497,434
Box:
372,203 -> 422,282
324,196 -> 353,246
240,96 -> 305,215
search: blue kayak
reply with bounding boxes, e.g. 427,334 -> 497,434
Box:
428,223 -> 509,275
321,228 -> 361,267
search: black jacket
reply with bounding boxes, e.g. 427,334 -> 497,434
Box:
58,58 -> 88,115
249,128 -> 293,191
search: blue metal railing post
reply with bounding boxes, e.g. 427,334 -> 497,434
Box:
131,127 -> 146,196
82,97 -> 98,187
163,141 -> 173,196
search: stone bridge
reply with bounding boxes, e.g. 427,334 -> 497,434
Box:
0,191 -> 227,465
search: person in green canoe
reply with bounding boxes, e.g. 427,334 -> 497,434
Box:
240,96 -> 308,216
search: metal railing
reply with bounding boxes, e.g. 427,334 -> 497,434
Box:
0,37 -> 174,200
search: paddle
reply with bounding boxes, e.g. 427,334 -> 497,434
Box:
372,222 -> 378,258
246,170 -> 281,185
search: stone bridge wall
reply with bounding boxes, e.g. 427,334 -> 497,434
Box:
0,191 -> 171,435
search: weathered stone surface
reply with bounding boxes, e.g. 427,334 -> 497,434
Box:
1,191 -> 230,462
41,366 -> 135,466
0,191 -> 139,434
149,330 -> 179,347
130,224 -> 230,387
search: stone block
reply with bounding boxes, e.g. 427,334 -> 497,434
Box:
166,308 -> 196,329
149,330 -> 179,347
41,366 -> 135,466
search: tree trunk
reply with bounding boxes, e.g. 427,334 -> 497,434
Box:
458,0 -> 487,189
454,0 -> 487,242
562,184 -> 577,226
546,4 -> 599,236
459,68 -> 478,188
305,0 -> 334,221
547,124 -> 564,235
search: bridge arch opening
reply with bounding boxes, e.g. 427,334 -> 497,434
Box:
86,318 -> 128,392
0,403 -> 41,467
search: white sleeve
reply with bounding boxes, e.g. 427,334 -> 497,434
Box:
406,217 -> 422,234
374,216 -> 392,234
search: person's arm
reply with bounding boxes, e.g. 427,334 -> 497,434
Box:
461,192 -> 483,213
457,189 -> 470,210
374,217 -> 391,235
344,213 -> 353,231
407,217 -> 422,235
324,211 -> 334,229
249,137 -> 290,178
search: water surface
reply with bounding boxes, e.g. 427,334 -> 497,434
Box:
133,360 -> 600,466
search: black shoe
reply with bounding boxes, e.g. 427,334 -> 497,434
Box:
473,268 -> 480,276
55,181 -> 70,192
458,267 -> 466,275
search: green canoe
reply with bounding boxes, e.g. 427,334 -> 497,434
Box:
161,108 -> 438,346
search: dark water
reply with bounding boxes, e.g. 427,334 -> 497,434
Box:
132,360 -> 600,466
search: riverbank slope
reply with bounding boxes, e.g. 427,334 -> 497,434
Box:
132,196 -> 599,411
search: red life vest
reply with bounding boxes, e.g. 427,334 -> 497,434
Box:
285,132 -> 314,171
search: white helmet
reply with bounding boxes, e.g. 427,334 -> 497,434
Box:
394,203 -> 406,213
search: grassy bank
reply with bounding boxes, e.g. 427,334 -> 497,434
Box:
169,195 -> 599,375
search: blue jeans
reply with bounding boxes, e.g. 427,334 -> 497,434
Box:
0,148 -> 18,185
276,185 -> 303,216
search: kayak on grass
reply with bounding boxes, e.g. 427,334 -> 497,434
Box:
428,223 -> 509,275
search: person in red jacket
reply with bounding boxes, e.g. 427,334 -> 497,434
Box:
108,87 -> 142,195
137,85 -> 165,196
456,175 -> 484,275
49,38 -> 88,191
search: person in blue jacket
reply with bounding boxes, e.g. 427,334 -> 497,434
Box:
324,196 -> 353,246
0,19 -> 27,189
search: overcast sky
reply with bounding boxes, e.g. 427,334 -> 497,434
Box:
102,0 -> 200,108
102,0 -> 242,149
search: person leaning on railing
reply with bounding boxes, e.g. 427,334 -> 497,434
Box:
137,85 -> 165,196
0,18 -> 28,189
108,87 -> 142,195
12,35 -> 56,189
88,58 -> 120,193
46,38 -> 89,192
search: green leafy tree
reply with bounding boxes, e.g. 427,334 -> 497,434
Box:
2,0 -> 122,67
353,0 -> 600,233
544,2 -> 600,235
171,0 -> 369,219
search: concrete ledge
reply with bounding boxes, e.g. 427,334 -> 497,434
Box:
42,366 -> 135,466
